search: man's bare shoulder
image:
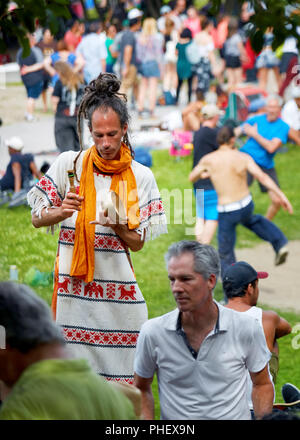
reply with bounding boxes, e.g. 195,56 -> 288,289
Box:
237,149 -> 254,158
212,148 -> 250,162
262,310 -> 280,325
231,149 -> 255,166
201,150 -> 219,162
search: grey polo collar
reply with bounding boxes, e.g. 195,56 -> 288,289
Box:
164,300 -> 230,333
174,301 -> 227,359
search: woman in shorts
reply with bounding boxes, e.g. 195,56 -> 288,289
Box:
223,17 -> 248,92
136,18 -> 163,118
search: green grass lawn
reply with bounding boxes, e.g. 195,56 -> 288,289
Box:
0,144 -> 300,418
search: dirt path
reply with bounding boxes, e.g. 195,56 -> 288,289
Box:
0,85 -> 50,126
236,241 -> 300,313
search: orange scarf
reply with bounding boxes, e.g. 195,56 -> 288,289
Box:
70,143 -> 140,283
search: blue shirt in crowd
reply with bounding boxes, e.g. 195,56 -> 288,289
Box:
240,114 -> 290,169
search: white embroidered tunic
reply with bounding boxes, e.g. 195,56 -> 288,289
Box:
27,150 -> 168,383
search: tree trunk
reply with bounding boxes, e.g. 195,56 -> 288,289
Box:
143,0 -> 162,19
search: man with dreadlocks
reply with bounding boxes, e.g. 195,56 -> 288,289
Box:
27,73 -> 168,384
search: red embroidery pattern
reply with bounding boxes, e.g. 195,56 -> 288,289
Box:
59,228 -> 124,252
57,277 -> 138,302
57,277 -> 71,293
106,283 -> 116,299
59,228 -> 75,244
63,327 -> 138,347
72,278 -> 82,296
118,285 -> 136,300
84,282 -> 104,298
140,199 -> 164,223
94,235 -> 124,251
36,176 -> 62,207
105,377 -> 134,385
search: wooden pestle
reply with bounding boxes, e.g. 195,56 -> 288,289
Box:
67,170 -> 76,193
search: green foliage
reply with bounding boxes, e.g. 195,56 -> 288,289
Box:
0,0 -> 71,56
194,0 -> 212,10
0,144 -> 299,418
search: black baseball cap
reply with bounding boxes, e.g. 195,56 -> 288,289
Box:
223,261 -> 268,290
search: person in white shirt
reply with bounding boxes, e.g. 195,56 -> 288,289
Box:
76,21 -> 107,84
281,86 -> 300,132
223,261 -> 292,415
134,240 -> 274,420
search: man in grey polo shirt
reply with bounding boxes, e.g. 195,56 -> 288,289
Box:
134,241 -> 274,420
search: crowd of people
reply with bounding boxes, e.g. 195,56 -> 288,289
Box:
0,0 -> 300,422
13,1 -> 300,124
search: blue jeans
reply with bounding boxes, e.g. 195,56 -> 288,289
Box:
25,81 -> 43,99
218,201 -> 288,278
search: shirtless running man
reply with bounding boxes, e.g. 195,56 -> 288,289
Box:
189,125 -> 293,279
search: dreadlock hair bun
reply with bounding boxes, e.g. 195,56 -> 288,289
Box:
85,73 -> 125,100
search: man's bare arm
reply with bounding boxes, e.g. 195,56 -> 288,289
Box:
11,162 -> 22,193
234,125 -> 243,137
122,45 -> 133,76
73,52 -> 85,73
288,127 -> 300,145
243,123 -> 282,153
32,192 -> 84,228
43,56 -> 56,77
246,156 -> 293,214
267,311 -> 292,339
275,316 -> 292,338
51,95 -> 60,113
262,311 -> 292,351
189,160 -> 210,183
20,62 -> 44,75
250,365 -> 274,419
133,374 -> 155,420
29,161 -> 42,180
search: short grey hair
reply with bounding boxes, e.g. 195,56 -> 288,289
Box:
266,94 -> 283,107
0,282 -> 65,353
165,240 -> 221,281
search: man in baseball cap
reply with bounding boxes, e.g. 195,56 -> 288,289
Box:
127,8 -> 143,21
160,5 -> 172,15
201,103 -> 223,119
222,261 -> 268,298
5,136 -> 24,151
0,136 -> 41,206
223,261 -> 292,415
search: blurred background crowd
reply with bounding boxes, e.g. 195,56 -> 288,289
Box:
0,0 -> 300,206
1,0 -> 299,127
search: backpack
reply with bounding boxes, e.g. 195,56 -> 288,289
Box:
185,40 -> 201,65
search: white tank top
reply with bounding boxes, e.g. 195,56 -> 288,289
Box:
244,307 -> 275,410
244,305 -> 263,323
